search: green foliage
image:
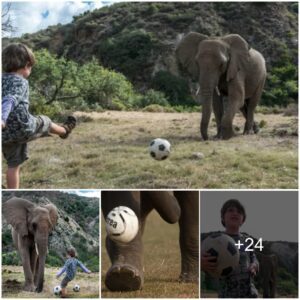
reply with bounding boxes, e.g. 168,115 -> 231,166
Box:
46,251 -> 63,267
263,63 -> 298,107
2,251 -> 21,266
152,71 -> 195,106
2,231 -> 12,247
98,29 -> 158,81
78,58 -> 135,109
132,89 -> 169,108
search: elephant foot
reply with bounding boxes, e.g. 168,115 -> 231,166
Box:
105,264 -> 143,291
178,272 -> 199,283
23,283 -> 36,292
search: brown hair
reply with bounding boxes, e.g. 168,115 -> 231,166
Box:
67,248 -> 76,257
221,199 -> 246,227
2,43 -> 35,72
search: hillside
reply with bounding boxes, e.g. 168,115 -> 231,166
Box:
2,191 -> 99,272
4,2 -> 298,105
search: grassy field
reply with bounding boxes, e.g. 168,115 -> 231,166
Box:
2,110 -> 297,188
2,266 -> 99,298
101,210 -> 199,298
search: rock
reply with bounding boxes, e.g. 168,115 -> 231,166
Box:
191,152 -> 205,160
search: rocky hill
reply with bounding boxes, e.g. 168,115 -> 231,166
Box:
4,2 -> 298,94
2,191 -> 99,271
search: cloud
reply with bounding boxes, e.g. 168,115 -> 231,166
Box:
2,1 -> 107,37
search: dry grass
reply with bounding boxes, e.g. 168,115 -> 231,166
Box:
2,266 -> 99,298
101,210 -> 199,298
2,111 -> 297,188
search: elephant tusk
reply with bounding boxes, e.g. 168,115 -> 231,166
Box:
196,86 -> 200,96
215,86 -> 220,96
35,243 -> 39,256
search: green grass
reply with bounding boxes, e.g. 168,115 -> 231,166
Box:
101,210 -> 199,298
2,111 -> 297,188
2,266 -> 99,298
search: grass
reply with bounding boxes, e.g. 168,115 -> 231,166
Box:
2,266 -> 99,298
2,110 -> 298,188
101,210 -> 199,298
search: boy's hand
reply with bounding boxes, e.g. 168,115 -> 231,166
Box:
248,263 -> 257,276
201,252 -> 218,272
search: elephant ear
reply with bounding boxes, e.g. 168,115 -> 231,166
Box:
3,197 -> 35,237
43,204 -> 58,228
176,32 -> 208,80
222,34 -> 250,82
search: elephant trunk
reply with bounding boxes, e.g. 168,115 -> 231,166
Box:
35,236 -> 48,293
200,88 -> 214,140
199,72 -> 219,140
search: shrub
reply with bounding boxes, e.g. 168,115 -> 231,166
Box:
152,71 -> 195,106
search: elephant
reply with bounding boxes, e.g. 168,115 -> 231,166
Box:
102,191 -> 199,291
3,197 -> 58,293
256,253 -> 278,298
176,32 -> 267,140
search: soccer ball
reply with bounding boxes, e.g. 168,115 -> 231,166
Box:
53,285 -> 61,295
106,206 -> 139,243
201,233 -> 240,278
73,284 -> 80,292
149,138 -> 171,160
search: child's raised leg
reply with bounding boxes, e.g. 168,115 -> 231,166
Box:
7,165 -> 20,189
50,116 -> 77,139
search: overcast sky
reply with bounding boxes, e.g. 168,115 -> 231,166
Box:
201,191 -> 298,243
2,1 -> 119,37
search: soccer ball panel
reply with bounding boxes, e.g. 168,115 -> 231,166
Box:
106,206 -> 139,243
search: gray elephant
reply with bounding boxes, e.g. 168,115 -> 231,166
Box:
102,191 -> 199,291
256,253 -> 278,298
3,197 -> 58,293
176,32 -> 266,140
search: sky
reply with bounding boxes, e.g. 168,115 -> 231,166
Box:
64,190 -> 100,198
2,1 -> 120,37
201,191 -> 298,242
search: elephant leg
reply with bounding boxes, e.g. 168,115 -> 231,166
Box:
102,191 -> 144,291
174,191 -> 199,283
243,82 -> 263,134
212,92 -> 223,139
140,191 -> 181,224
19,246 -> 35,292
221,82 -> 244,139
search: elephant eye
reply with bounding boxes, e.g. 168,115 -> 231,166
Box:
32,223 -> 37,230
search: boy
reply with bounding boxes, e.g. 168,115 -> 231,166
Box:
56,248 -> 91,298
202,199 -> 259,298
2,43 -> 76,188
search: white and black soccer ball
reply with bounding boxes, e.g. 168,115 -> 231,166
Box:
149,138 -> 171,160
73,284 -> 80,292
106,206 -> 139,243
201,233 -> 240,278
53,285 -> 62,296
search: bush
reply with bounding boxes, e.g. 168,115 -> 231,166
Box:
133,89 -> 169,108
152,71 -> 195,106
2,251 -> 21,266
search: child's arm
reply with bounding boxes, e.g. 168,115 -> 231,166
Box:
56,266 -> 66,278
78,261 -> 91,274
2,96 -> 15,128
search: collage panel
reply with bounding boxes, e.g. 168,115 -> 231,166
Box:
2,190 -> 100,298
200,190 -> 298,298
1,1 -> 298,190
101,190 -> 199,298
